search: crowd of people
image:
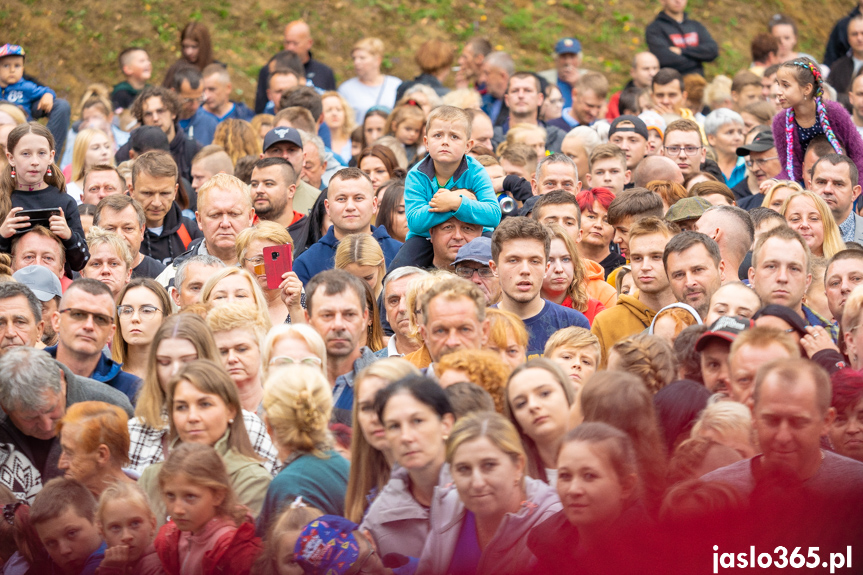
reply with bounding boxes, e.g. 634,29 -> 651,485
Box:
2,2 -> 863,573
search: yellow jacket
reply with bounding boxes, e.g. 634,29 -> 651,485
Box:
591,294 -> 658,368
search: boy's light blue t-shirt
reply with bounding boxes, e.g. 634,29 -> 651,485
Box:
404,153 -> 501,239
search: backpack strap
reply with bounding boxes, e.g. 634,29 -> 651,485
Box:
177,223 -> 192,249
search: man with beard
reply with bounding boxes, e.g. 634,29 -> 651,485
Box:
489,217 -> 589,358
250,158 -> 304,229
664,231 -> 724,320
305,270 -> 379,426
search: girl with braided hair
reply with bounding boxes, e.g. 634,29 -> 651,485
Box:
772,57 -> 863,185
256,364 -> 349,535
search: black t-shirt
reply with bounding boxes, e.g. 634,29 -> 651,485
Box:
21,433 -> 54,475
132,255 -> 167,279
600,251 -> 627,279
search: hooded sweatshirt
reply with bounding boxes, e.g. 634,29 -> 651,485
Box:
645,11 -> 719,76
417,477 -> 562,575
583,259 -> 618,308
591,294 -> 658,368
45,346 -> 141,405
139,201 -> 203,266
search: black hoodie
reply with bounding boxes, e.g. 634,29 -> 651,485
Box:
645,11 -> 718,76
140,201 -> 202,266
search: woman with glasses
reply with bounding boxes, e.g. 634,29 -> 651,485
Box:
236,222 -> 305,326
207,302 -> 269,417
112,278 -> 172,381
261,324 -> 328,382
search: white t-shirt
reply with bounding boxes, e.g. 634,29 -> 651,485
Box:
338,76 -> 402,124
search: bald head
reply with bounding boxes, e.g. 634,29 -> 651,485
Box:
633,155 -> 684,187
284,20 -> 313,60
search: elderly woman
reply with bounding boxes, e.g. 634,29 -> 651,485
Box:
338,38 -> 402,124
704,109 -> 746,188
236,221 -> 304,326
261,323 -> 328,380
207,302 -> 269,416
57,401 -> 134,498
80,227 -> 133,301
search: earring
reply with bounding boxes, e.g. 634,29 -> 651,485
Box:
229,419 -> 234,424
9,168 -> 14,179
46,165 -> 52,177
442,435 -> 449,441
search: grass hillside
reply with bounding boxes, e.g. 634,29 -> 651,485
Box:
1,0 -> 852,111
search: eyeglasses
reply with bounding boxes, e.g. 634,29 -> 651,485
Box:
455,266 -> 494,279
59,308 -> 114,327
117,304 -> 163,319
269,356 -> 323,367
244,256 -> 265,267
745,156 -> 779,168
664,145 -> 702,156
3,501 -> 23,526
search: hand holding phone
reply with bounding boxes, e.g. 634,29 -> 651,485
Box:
263,244 -> 293,290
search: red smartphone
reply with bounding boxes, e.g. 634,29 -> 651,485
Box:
263,244 -> 293,290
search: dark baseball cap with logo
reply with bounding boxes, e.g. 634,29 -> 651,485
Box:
736,130 -> 775,156
554,38 -> 582,55
263,127 -> 303,153
608,115 -> 649,142
695,315 -> 755,351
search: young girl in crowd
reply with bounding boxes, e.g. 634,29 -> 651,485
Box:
505,359 -> 576,485
386,103 -> 425,164
541,223 -> 607,323
773,57 -> 863,184
96,482 -> 161,574
154,443 -> 263,575
0,122 -> 88,270
113,278 -> 172,381
360,107 -> 390,149
252,502 -> 324,575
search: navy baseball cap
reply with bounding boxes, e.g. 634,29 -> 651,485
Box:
554,38 -> 581,55
609,115 -> 649,142
453,237 -> 492,267
263,127 -> 303,153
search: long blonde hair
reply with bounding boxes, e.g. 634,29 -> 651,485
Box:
761,179 -> 803,209
321,91 -> 357,140
344,358 -> 419,523
201,267 -> 272,331
779,189 -> 845,258
134,314 -> 220,429
71,128 -> 113,182
545,223 -> 590,312
335,233 -> 386,298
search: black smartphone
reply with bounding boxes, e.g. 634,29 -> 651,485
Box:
14,208 -> 62,234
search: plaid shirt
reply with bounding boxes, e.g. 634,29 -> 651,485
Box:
126,409 -> 279,476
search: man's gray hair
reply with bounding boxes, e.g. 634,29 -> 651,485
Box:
0,281 -> 42,323
537,152 -> 579,182
484,51 -> 515,77
383,266 -> 430,293
703,108 -> 745,137
299,130 -> 327,165
174,255 -> 226,295
0,347 -> 62,411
